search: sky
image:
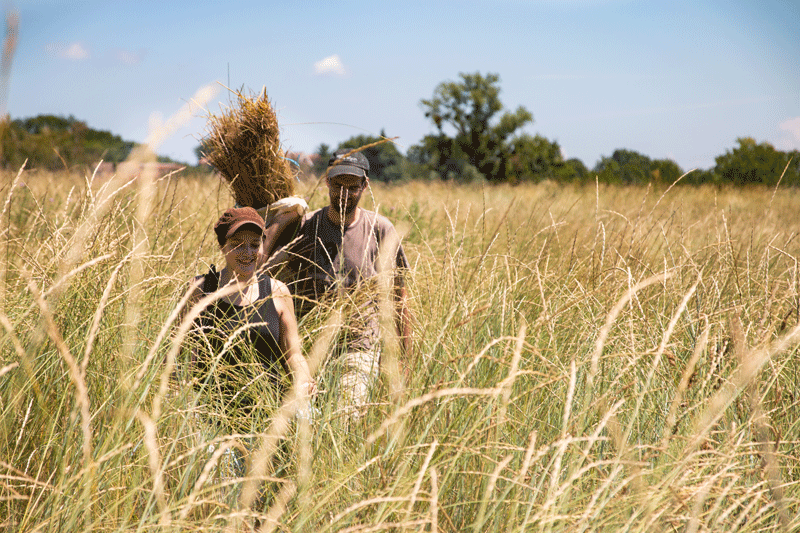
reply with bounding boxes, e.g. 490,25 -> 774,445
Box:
6,0 -> 800,171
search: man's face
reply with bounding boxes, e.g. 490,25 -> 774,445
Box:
327,173 -> 366,216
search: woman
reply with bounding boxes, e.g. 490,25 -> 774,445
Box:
186,206 -> 314,416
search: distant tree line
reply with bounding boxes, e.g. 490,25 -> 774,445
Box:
0,114 -> 186,172
314,72 -> 800,187
7,73 -> 799,187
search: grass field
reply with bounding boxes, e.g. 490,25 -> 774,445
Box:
1,165 -> 799,532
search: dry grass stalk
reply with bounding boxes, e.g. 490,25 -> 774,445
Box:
254,481 -> 296,533
366,386 -> 504,446
201,88 -> 294,209
430,467 -> 439,533
662,317 -> 711,449
734,315 -> 791,528
474,454 -> 514,532
135,409 -> 170,526
25,276 -> 92,466
405,439 -> 438,522
588,270 -> 674,390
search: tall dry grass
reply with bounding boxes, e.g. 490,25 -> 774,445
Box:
1,165 -> 799,532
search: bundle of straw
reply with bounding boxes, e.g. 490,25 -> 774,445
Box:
201,88 -> 295,209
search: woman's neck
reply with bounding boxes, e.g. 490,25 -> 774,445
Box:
218,267 -> 260,305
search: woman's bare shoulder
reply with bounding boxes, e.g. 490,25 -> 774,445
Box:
270,277 -> 291,298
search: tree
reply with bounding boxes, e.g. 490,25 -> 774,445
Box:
507,134 -> 565,182
337,131 -> 405,182
418,72 -> 533,182
312,143 -> 331,177
194,141 -> 210,164
714,137 -> 800,186
683,167 -> 716,186
593,148 -> 683,185
0,114 -> 136,170
650,158 -> 683,184
562,158 -> 589,182
594,149 -> 650,184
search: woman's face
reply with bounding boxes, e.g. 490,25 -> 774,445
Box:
222,229 -> 264,280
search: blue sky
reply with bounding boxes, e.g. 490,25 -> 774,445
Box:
7,0 -> 800,171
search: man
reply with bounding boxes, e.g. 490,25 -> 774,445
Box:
265,148 -> 411,418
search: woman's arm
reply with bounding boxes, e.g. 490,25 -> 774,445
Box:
273,278 -> 316,396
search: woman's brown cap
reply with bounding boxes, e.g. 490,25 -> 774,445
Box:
213,207 -> 265,246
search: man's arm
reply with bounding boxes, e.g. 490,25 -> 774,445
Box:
262,210 -> 302,263
394,276 -> 413,367
395,285 -> 412,358
386,224 -> 413,374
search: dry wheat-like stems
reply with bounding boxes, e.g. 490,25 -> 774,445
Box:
5,176 -> 800,531
0,161 -> 26,301
623,274 -> 699,448
121,83 -> 215,381
202,87 -> 294,209
135,409 -> 171,526
366,386 -> 503,445
147,84 -> 218,152
405,438 -> 438,523
177,437 -> 248,522
586,270 -> 674,396
81,252 -> 130,373
430,467 -> 439,533
24,276 -> 92,466
497,321 -> 526,433
473,454 -> 514,533
0,361 -> 17,378
121,150 -> 159,376
375,223 -> 404,405
686,318 -> 800,454
661,317 -> 711,449
153,278 -> 262,419
252,480 -> 296,533
233,309 -> 339,528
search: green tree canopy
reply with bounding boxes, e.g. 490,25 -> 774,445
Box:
593,148 -> 683,185
714,137 -> 800,186
562,158 -> 590,182
507,134 -> 588,182
650,158 -> 683,184
0,114 -> 136,171
417,72 -> 533,182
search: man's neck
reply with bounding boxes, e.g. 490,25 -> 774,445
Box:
326,205 -> 360,227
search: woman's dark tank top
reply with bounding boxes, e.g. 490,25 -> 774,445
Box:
191,268 -> 285,408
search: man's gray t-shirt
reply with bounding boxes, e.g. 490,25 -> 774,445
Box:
286,207 -> 409,351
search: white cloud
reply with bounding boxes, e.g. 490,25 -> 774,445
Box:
313,54 -> 346,77
46,42 -> 89,60
776,116 -> 800,151
60,42 -> 89,60
115,48 -> 144,66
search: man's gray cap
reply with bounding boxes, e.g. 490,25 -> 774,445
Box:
327,148 -> 369,178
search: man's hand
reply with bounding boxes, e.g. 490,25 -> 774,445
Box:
258,196 -> 308,226
259,197 -> 307,265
